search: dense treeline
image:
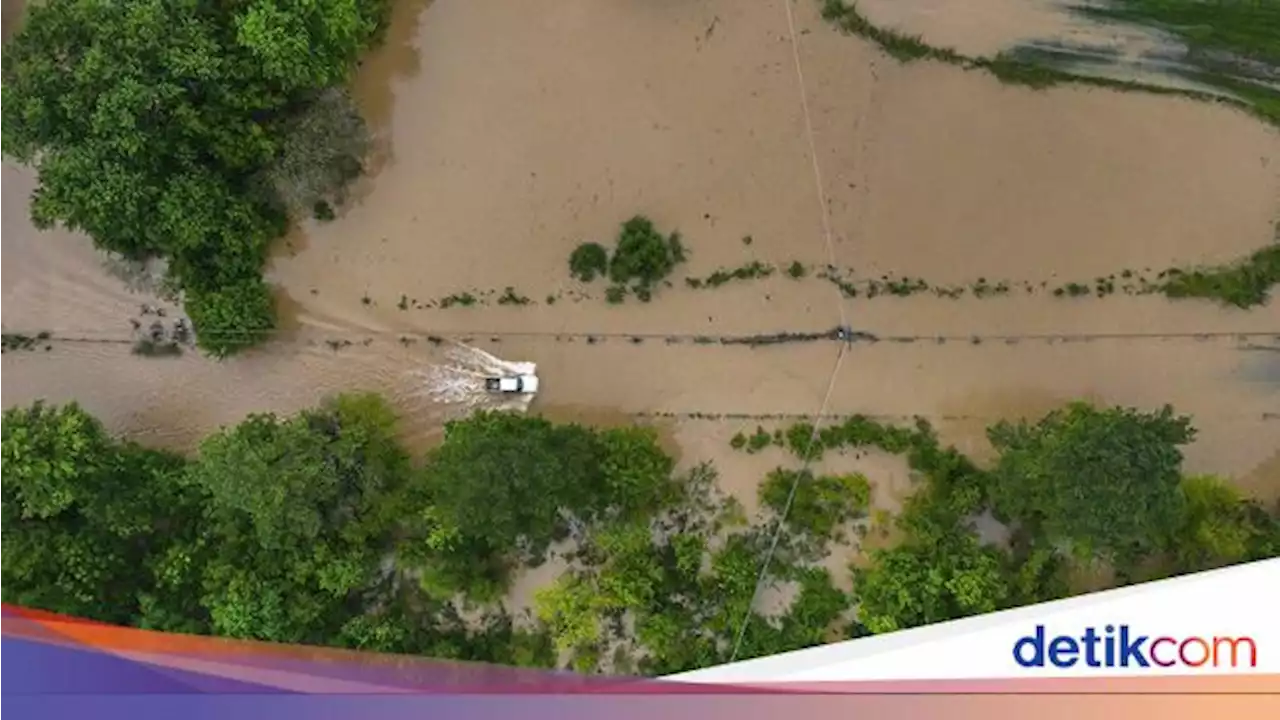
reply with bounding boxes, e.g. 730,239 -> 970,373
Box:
757,404 -> 1279,634
0,398 -> 851,671
2,0 -> 386,356
3,397 -> 1277,673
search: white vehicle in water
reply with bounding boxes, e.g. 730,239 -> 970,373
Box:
484,373 -> 539,394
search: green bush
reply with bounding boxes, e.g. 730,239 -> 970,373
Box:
1160,244 -> 1280,309
609,216 -> 687,293
760,468 -> 872,541
184,277 -> 276,358
569,242 -> 610,282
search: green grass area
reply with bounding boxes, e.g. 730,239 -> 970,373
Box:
7,391 -> 1279,673
1079,1 -> 1280,66
685,261 -> 775,289
1160,242 -> 1280,308
820,0 -> 963,63
1076,0 -> 1280,126
818,0 -> 1280,127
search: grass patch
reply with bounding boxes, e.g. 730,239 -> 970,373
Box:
439,292 -> 479,308
817,0 -> 1280,128
820,0 -> 963,64
497,287 -> 532,306
685,261 -> 775,289
1078,1 -> 1280,68
976,53 -> 1070,89
1,331 -> 51,353
867,275 -> 931,298
1160,243 -> 1280,308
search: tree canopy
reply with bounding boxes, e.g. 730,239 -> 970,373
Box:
2,0 -> 387,356
986,402 -> 1194,562
405,412 -> 678,601
3,396 -> 1276,673
1,401 -> 197,625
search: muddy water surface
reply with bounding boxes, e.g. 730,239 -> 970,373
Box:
4,0 -> 1279,513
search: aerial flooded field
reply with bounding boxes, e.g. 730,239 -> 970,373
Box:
3,0 -> 1278,672
7,0 -> 1277,487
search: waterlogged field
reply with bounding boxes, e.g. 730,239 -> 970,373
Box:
3,0 -> 1279,671
848,0 -> 1280,123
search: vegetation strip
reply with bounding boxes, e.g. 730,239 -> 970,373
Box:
427,244 -> 1279,311
6,395 -> 1276,673
818,0 -> 1280,128
15,328 -> 1277,353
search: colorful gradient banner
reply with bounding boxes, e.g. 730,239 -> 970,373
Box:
5,603 -> 1279,720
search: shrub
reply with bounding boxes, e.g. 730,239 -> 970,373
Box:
609,216 -> 687,292
759,468 -> 872,541
1160,245 -> 1280,309
498,287 -> 531,306
183,277 -> 276,358
747,426 -> 773,453
569,242 -> 610,282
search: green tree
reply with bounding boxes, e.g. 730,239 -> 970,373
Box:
414,412 -> 603,564
759,468 -> 871,543
2,0 -> 384,355
595,426 -> 677,519
535,574 -> 605,657
987,402 -> 1194,562
1168,475 -> 1280,572
608,216 -> 687,298
188,393 -> 409,643
235,0 -> 385,92
569,242 -> 609,282
854,531 -> 1010,634
183,276 -> 277,357
407,413 -> 679,599
1,401 -> 200,627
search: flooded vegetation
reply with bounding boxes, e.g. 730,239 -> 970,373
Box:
845,0 -> 1280,125
3,0 -> 1279,675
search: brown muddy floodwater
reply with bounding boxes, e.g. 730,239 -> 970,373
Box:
4,0 -> 1280,559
